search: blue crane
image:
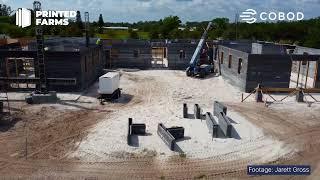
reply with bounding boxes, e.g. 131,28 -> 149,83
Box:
186,22 -> 214,78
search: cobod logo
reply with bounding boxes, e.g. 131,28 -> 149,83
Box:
16,8 -> 76,28
240,9 -> 304,24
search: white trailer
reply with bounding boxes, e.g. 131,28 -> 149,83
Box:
98,72 -> 121,101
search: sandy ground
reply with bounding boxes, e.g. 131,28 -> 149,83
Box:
1,70 -> 320,179
70,70 -> 292,163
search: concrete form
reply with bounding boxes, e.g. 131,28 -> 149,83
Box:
205,112 -> 218,138
183,103 -> 188,118
157,123 -> 184,151
194,104 -> 201,119
213,101 -> 227,117
218,112 -> 232,138
127,118 -> 146,146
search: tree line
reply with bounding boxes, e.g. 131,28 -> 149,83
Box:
0,3 -> 319,48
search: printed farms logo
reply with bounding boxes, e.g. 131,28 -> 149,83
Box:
16,8 -> 31,28
240,9 -> 304,24
16,8 -> 76,28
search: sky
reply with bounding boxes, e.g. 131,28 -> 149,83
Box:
1,0 -> 320,23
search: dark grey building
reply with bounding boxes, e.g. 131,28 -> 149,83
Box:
0,37 -> 104,92
103,39 -> 152,69
166,40 -> 198,70
214,41 -> 320,92
103,39 -> 202,70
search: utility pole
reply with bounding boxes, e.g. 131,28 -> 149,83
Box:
85,12 -> 90,47
235,13 -> 239,40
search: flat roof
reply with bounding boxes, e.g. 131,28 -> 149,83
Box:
100,72 -> 119,78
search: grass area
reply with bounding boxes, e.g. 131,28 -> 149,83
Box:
138,32 -> 149,39
96,30 -> 150,40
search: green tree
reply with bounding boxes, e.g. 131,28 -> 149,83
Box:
210,18 -> 229,38
129,29 -> 139,39
0,4 -> 12,16
160,16 -> 181,39
76,11 -> 83,30
150,29 -> 159,39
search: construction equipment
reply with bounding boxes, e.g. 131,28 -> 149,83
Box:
33,1 -> 47,93
98,72 -> 121,102
186,22 -> 214,78
25,1 -> 58,104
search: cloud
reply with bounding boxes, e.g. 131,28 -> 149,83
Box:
2,0 -> 320,22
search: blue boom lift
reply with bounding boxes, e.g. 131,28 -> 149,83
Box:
186,22 -> 214,78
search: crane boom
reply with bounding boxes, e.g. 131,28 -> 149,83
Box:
189,22 -> 212,66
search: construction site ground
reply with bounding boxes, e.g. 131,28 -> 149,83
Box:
1,70 -> 320,179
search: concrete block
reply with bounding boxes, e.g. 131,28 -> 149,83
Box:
26,91 -> 58,104
157,123 -> 175,151
194,104 -> 201,119
205,112 -> 219,138
128,118 -> 133,126
296,90 -> 304,102
127,134 -> 132,145
167,127 -> 184,139
127,118 -> 132,145
214,101 -> 227,117
131,124 -> 146,135
183,103 -> 188,118
128,118 -> 146,135
218,112 -> 232,138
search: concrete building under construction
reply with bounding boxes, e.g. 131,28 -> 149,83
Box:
0,37 -> 104,92
1,38 -> 320,93
213,41 -> 320,92
103,39 -> 200,70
